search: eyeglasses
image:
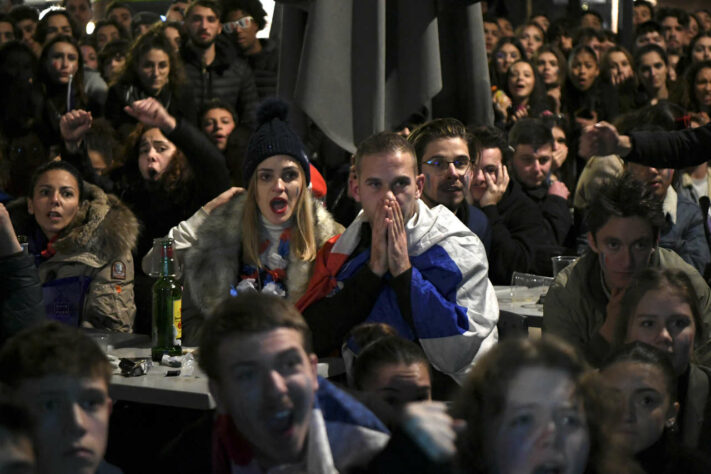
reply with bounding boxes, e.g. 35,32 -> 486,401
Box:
423,157 -> 471,172
223,16 -> 253,33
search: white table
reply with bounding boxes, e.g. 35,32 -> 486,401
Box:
495,286 -> 544,328
109,347 -> 215,410
108,347 -> 341,411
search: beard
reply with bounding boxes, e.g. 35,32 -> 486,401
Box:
191,33 -> 217,49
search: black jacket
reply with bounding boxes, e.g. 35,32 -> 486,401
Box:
628,122 -> 711,169
0,251 -> 44,343
181,37 -> 258,128
239,38 -> 278,100
481,179 -> 554,284
520,183 -> 573,250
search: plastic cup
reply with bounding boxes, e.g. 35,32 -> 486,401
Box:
551,256 -> 577,277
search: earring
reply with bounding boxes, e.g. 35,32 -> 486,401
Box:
665,418 -> 678,433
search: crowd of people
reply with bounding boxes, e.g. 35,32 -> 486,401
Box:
2,0 -> 711,472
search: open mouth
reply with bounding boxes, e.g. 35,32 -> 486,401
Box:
265,409 -> 295,436
48,211 -> 62,220
270,198 -> 288,215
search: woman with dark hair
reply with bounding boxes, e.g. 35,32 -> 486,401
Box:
563,44 -> 620,132
199,98 -> 250,186
37,34 -> 92,149
634,44 -> 672,106
614,268 -> 711,452
541,114 -> 576,191
34,9 -> 78,45
535,45 -> 566,113
452,337 -> 633,474
599,46 -> 638,115
600,342 -> 711,473
63,98 -> 229,260
489,36 -> 525,90
104,30 -> 195,136
690,32 -> 711,64
682,60 -> 711,116
501,59 -> 553,123
7,160 -> 139,331
516,21 -> 545,60
601,46 -> 634,86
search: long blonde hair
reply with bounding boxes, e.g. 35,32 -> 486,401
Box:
241,165 -> 317,268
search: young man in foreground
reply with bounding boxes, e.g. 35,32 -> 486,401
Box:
0,322 -> 120,474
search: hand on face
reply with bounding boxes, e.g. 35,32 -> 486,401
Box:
368,197 -> 389,277
479,162 -> 509,207
386,198 -> 410,277
600,286 -> 626,343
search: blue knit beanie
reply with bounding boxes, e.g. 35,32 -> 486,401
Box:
243,99 -> 311,185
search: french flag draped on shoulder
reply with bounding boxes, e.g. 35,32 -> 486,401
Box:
298,200 -> 499,383
212,377 -> 389,474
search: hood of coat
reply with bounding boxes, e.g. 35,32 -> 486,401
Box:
185,191 -> 343,316
10,182 -> 139,262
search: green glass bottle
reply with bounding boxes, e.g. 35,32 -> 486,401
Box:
151,238 -> 182,361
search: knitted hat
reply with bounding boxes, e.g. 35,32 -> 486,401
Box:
243,99 -> 311,185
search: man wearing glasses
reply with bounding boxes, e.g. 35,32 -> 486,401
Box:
180,0 -> 259,127
223,0 -> 278,99
407,118 -> 491,253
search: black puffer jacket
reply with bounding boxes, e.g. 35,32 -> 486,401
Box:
480,179 -> 556,284
240,38 -> 278,99
0,251 -> 44,342
181,37 -> 258,128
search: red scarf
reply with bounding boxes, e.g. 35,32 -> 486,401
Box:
40,234 -> 60,259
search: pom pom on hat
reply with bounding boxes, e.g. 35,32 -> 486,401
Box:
244,99 -> 311,185
256,98 -> 289,124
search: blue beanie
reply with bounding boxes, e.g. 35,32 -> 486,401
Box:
243,99 -> 311,185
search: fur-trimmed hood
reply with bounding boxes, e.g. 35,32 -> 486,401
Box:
185,192 -> 343,317
9,181 -> 139,264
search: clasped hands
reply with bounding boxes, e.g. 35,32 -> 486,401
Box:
368,197 -> 411,278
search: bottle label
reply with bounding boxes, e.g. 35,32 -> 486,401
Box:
173,299 -> 182,344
